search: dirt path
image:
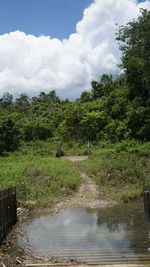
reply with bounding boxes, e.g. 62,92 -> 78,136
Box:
55,156 -> 115,210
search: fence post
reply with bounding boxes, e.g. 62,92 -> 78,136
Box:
0,187 -> 17,244
144,186 -> 150,221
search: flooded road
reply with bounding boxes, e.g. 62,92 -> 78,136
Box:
19,200 -> 150,264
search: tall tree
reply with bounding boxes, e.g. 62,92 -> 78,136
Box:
0,116 -> 20,154
0,92 -> 13,108
14,93 -> 30,113
91,74 -> 114,99
116,9 -> 150,101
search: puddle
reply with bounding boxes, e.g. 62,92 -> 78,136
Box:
19,201 -> 150,264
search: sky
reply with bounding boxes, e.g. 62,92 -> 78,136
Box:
0,0 -> 93,39
0,0 -> 150,99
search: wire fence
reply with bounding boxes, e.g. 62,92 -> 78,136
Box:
0,187 -> 17,244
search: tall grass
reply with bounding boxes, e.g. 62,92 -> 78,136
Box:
79,152 -> 150,201
0,155 -> 81,208
14,140 -> 91,156
13,140 -> 150,157
1,140 -> 149,206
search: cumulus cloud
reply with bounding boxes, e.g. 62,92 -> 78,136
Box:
0,0 -> 150,99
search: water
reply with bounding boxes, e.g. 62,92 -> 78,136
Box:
19,201 -> 150,264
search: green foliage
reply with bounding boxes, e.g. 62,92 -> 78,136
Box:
115,140 -> 140,153
22,122 -> 53,141
0,11 -> 150,150
0,155 -> 81,207
116,9 -> 150,100
58,100 -> 109,141
38,90 -> 60,103
139,142 -> 150,156
126,105 -> 150,140
79,91 -> 92,102
79,151 -> 150,202
118,188 -> 142,202
0,11 -> 149,211
0,92 -> 13,109
15,140 -> 54,156
80,153 -> 150,187
0,115 -> 20,155
91,74 -> 114,99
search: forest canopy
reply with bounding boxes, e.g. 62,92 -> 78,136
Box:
0,9 -> 149,154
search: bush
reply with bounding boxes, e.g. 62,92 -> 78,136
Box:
22,123 -> 53,141
115,140 -> 140,153
80,152 -> 150,187
0,155 -> 81,207
0,116 -> 20,155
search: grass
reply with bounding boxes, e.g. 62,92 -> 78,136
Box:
12,139 -> 150,156
79,152 -> 150,202
1,140 -> 150,207
0,155 -> 81,208
13,140 -> 91,157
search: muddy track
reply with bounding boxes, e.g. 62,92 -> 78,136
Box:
55,156 -> 115,210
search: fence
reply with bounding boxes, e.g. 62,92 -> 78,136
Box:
0,187 -> 17,244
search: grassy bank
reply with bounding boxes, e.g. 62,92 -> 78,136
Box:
0,155 -> 81,208
0,141 -> 149,207
79,152 -> 150,202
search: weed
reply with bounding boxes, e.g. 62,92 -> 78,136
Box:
79,152 -> 150,200
0,155 -> 81,208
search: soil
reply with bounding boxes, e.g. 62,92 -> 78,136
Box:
62,156 -> 88,162
55,156 -> 115,210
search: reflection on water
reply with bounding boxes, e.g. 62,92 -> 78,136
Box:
19,201 -> 150,264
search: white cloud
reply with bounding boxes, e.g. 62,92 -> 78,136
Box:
0,0 -> 150,99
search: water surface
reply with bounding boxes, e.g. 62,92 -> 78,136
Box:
19,201 -> 150,264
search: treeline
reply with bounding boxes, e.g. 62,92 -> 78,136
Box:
0,9 -> 149,155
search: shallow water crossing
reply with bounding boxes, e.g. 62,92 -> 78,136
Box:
19,201 -> 150,264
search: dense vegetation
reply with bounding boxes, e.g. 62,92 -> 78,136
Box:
0,156 -> 81,207
0,10 -> 150,207
0,9 -> 149,154
79,151 -> 150,202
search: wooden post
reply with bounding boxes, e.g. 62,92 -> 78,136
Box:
0,187 -> 17,244
55,143 -> 64,158
87,140 -> 91,155
144,186 -> 150,221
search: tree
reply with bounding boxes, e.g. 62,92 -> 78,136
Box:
38,90 -> 60,103
22,122 -> 53,141
47,90 -> 60,103
101,74 -> 112,83
79,91 -> 92,102
0,116 -> 20,154
14,93 -> 30,113
91,74 -> 114,99
0,92 -> 13,108
15,93 -> 30,106
126,105 -> 150,141
116,9 -> 150,100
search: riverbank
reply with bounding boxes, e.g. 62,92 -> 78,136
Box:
0,155 -> 115,266
0,150 -> 149,266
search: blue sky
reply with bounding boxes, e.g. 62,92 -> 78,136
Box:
0,0 -> 93,39
0,0 -> 149,99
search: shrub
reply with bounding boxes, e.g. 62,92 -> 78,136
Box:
0,116 -> 20,155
